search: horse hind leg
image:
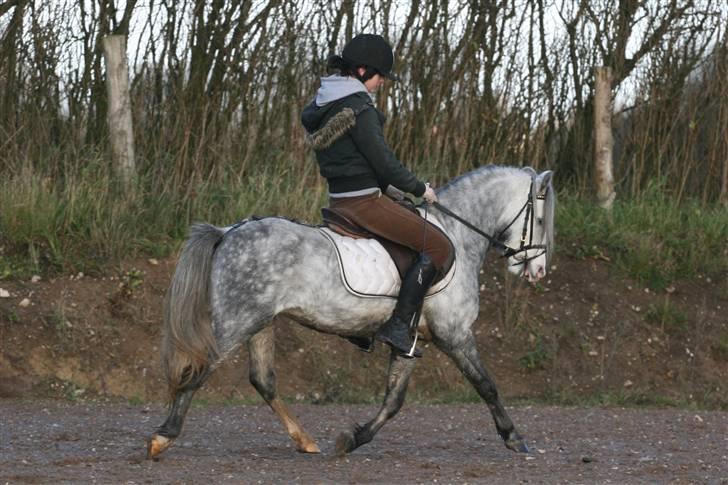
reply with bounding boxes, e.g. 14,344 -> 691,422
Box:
248,326 -> 320,453
147,367 -> 211,460
335,350 -> 416,455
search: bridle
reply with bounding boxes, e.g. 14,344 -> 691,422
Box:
431,179 -> 548,267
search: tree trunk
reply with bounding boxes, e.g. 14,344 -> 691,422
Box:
721,119 -> 728,205
593,66 -> 615,209
102,35 -> 136,185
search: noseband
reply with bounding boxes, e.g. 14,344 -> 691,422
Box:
432,179 -> 547,266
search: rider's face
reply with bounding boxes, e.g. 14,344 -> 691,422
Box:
359,70 -> 385,93
366,74 -> 385,93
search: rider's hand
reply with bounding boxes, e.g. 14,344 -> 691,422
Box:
423,184 -> 438,204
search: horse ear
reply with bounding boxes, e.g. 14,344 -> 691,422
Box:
537,170 -> 554,196
521,166 -> 538,176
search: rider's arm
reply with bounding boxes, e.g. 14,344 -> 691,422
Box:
349,107 -> 426,197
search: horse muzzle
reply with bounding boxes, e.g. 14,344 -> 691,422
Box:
523,264 -> 546,283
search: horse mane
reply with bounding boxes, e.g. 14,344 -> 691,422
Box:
439,164 -> 556,263
438,165 -> 520,193
536,173 -> 556,266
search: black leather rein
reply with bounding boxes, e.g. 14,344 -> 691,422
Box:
431,181 -> 547,265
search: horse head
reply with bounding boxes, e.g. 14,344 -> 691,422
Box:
502,169 -> 555,284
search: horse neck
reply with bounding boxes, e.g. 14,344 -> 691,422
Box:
436,167 -> 531,267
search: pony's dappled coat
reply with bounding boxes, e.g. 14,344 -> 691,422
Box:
150,165 -> 555,459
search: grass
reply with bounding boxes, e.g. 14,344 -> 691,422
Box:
1,157 -> 726,289
557,181 -> 728,289
536,389 -> 692,409
644,298 -> 689,335
409,387 -> 482,404
118,268 -> 145,298
711,335 -> 728,362
518,335 -> 551,371
0,155 -> 327,276
129,389 -> 725,409
194,386 -> 482,406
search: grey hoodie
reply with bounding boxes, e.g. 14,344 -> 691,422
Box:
315,75 -> 372,106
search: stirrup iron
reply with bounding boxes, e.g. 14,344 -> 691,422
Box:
405,329 -> 419,358
404,310 -> 422,358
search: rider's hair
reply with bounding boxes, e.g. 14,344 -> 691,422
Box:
327,54 -> 378,82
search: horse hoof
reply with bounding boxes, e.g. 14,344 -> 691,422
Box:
297,440 -> 321,454
505,438 -> 530,454
335,431 -> 355,456
147,434 -> 172,460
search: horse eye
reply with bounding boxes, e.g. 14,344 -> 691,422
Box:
536,218 -> 544,225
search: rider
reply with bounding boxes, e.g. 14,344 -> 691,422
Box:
301,34 -> 455,358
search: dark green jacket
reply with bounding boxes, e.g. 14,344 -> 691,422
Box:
301,92 -> 426,197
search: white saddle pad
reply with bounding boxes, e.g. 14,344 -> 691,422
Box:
319,213 -> 456,299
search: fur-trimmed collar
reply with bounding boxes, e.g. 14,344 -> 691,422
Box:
305,108 -> 356,150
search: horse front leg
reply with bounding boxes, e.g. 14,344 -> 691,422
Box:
335,350 -> 416,455
436,332 -> 529,453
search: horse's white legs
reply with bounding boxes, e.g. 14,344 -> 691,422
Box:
335,350 -> 417,455
434,331 -> 529,453
248,326 -> 320,453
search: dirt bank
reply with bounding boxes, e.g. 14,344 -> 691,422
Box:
0,254 -> 727,408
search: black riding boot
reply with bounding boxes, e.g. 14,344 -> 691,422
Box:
376,254 -> 438,358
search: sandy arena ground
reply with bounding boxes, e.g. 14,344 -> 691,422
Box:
1,400 -> 727,484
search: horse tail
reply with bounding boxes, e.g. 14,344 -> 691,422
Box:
161,223 -> 224,401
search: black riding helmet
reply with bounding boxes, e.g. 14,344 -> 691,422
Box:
342,34 -> 400,81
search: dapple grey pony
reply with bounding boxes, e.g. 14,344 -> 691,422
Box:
147,165 -> 555,459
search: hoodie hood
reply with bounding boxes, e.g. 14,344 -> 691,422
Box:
301,76 -> 372,134
315,75 -> 370,106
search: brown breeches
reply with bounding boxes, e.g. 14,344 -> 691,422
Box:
328,192 -> 455,274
